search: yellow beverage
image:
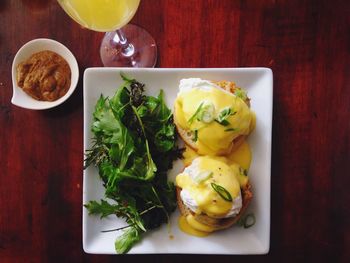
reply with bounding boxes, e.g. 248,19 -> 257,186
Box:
58,0 -> 140,32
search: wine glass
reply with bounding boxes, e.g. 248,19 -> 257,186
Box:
57,0 -> 157,67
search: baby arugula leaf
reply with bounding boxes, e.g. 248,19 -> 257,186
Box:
115,227 -> 142,254
84,199 -> 120,219
84,73 -> 180,254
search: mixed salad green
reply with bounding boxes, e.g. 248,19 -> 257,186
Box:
84,74 -> 182,254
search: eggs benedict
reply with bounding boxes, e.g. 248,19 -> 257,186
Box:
174,78 -> 255,155
176,156 -> 253,233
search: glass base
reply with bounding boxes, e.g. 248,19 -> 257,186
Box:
100,24 -> 157,67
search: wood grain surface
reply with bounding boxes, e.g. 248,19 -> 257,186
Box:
0,0 -> 349,262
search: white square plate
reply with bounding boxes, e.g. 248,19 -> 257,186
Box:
83,68 -> 273,254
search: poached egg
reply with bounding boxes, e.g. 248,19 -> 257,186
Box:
176,156 -> 249,233
174,78 -> 255,155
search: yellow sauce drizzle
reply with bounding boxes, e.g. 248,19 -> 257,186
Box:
178,216 -> 210,237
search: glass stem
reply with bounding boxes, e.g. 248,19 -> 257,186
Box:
114,29 -> 135,57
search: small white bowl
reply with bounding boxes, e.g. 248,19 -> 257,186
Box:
11,38 -> 79,110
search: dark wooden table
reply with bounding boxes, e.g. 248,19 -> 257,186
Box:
1,0 -> 349,262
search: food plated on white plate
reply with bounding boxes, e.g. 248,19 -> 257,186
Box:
83,68 -> 272,254
173,78 -> 255,236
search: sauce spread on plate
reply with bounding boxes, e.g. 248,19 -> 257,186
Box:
178,215 -> 210,237
16,50 -> 71,101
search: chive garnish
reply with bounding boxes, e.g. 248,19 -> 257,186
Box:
234,88 -> 247,100
211,183 -> 233,202
192,129 -> 198,142
239,167 -> 248,176
236,213 -> 256,228
215,107 -> 236,126
215,119 -> 230,126
224,128 -> 237,132
243,213 -> 256,228
188,102 -> 204,124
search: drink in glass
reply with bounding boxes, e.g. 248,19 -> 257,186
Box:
58,0 -> 157,67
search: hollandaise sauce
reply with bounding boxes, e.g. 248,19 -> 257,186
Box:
178,216 -> 210,237
183,140 -> 252,172
176,154 -> 252,236
182,145 -> 198,166
174,78 -> 254,155
227,140 -> 252,170
176,156 -> 242,218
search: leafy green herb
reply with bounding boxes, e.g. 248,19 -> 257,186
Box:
115,227 -> 141,254
215,107 -> 236,126
210,183 -> 233,202
84,199 -> 146,231
84,74 -> 182,254
84,199 -> 123,220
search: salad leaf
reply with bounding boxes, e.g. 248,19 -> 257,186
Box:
84,74 -> 182,254
115,227 -> 141,254
84,199 -> 120,219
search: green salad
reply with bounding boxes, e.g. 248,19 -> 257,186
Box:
84,74 -> 182,254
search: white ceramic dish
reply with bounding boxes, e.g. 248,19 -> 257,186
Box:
83,68 -> 273,254
11,38 -> 79,110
